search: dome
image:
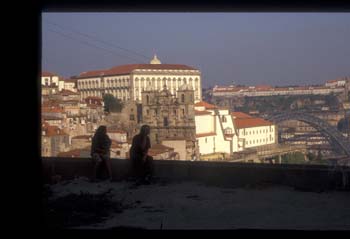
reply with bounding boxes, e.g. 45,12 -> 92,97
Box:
150,54 -> 161,64
179,83 -> 193,91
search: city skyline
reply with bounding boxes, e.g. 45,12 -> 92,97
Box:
42,13 -> 350,87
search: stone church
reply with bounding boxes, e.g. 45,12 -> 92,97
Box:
140,84 -> 199,160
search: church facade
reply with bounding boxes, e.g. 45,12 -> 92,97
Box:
140,84 -> 199,160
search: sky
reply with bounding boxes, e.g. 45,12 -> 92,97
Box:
42,13 -> 350,88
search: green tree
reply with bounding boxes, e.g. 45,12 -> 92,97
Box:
281,152 -> 306,164
307,152 -> 316,161
103,94 -> 123,113
337,117 -> 350,133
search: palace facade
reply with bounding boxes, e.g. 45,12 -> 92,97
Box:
76,55 -> 202,103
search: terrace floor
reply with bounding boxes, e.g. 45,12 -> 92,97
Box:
45,177 -> 350,230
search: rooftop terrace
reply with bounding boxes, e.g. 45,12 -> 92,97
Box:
42,158 -> 350,230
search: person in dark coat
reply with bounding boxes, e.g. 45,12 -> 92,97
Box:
129,125 -> 154,182
91,125 -> 112,181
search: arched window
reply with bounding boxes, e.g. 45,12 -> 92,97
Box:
181,94 -> 185,103
146,95 -> 149,104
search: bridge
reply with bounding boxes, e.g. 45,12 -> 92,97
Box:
230,144 -> 308,164
266,111 -> 350,156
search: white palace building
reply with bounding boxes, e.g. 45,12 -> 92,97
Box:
76,55 -> 202,103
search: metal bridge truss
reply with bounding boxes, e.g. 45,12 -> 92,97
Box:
267,112 -> 350,156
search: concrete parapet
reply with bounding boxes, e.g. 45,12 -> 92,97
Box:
42,157 -> 350,191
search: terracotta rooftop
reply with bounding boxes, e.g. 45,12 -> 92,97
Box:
42,123 -> 68,136
196,132 -> 217,138
255,85 -> 272,90
41,71 -> 57,77
77,64 -> 198,78
231,112 -> 252,119
194,101 -> 217,109
194,110 -> 212,115
234,118 -> 273,129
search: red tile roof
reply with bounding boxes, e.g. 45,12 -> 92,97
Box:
195,110 -> 212,115
194,101 -> 217,109
326,80 -> 338,83
196,132 -> 216,138
42,100 -> 61,107
77,64 -> 197,78
234,118 -> 273,129
78,69 -> 106,78
42,122 -> 68,136
42,71 -> 57,77
231,112 -> 252,119
255,85 -> 272,90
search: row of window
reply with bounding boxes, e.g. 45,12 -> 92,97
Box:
134,77 -> 199,82
78,80 -> 129,88
246,137 -> 274,145
81,90 -> 128,97
243,128 -> 274,136
79,77 -> 200,88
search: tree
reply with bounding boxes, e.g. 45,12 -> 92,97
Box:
307,152 -> 316,161
337,117 -> 350,133
103,94 -> 123,113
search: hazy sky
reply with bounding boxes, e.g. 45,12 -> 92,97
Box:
42,13 -> 350,87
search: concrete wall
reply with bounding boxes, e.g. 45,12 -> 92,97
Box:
42,157 -> 350,191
